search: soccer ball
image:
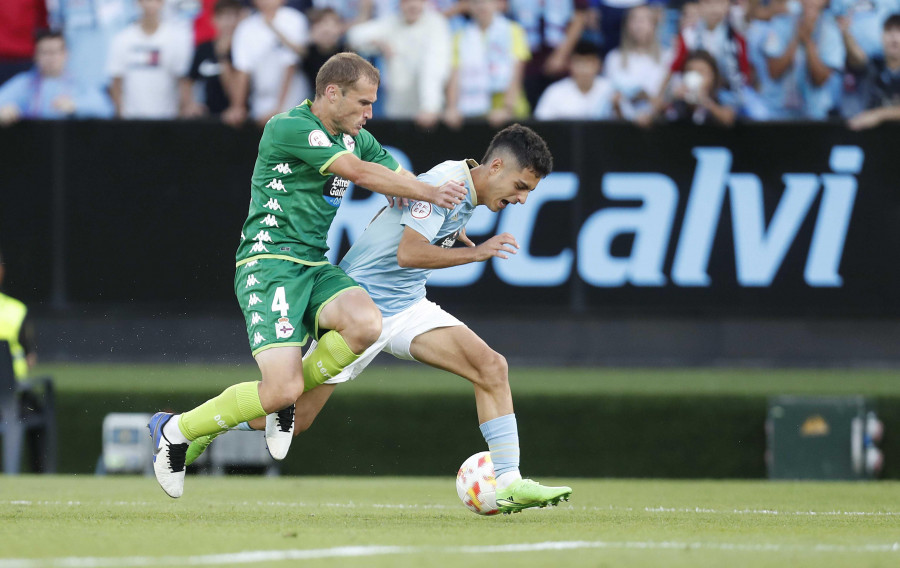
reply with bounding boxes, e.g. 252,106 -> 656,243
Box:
456,451 -> 499,515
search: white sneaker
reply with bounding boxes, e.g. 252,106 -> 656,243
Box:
148,412 -> 188,498
265,405 -> 295,460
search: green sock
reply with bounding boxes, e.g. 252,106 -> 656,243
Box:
302,330 -> 360,391
178,381 -> 266,441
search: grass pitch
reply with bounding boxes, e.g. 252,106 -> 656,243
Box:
1,476 -> 899,568
36,363 -> 900,397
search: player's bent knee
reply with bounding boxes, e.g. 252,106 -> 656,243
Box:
259,371 -> 305,411
345,305 -> 382,349
473,351 -> 509,390
270,384 -> 303,411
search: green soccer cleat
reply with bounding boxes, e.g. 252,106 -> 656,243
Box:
495,478 -> 572,514
184,431 -> 221,467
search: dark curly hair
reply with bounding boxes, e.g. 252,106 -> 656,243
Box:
482,124 -> 553,179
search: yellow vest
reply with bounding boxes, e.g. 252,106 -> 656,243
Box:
0,292 -> 28,380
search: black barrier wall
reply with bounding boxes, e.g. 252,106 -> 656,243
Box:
1,121 -> 899,318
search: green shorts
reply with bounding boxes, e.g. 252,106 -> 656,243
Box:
234,258 -> 361,356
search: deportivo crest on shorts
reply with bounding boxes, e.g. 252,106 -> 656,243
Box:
410,201 -> 432,219
323,175 -> 351,207
275,317 -> 295,339
342,134 -> 355,152
308,130 -> 332,147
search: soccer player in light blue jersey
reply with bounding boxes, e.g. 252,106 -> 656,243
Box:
187,124 -> 571,513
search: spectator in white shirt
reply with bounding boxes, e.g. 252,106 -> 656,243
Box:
534,40 -> 614,119
605,5 -> 670,121
347,0 -> 452,127
226,0 -> 309,127
107,0 -> 195,119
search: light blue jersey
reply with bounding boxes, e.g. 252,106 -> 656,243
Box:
831,0 -> 900,57
762,9 -> 845,119
48,0 -> 139,91
340,159 -> 479,317
0,70 -> 113,119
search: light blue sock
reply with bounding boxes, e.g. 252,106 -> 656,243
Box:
479,414 -> 520,478
234,422 -> 254,431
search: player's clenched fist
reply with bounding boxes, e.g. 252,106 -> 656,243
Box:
430,180 -> 468,209
474,233 -> 519,261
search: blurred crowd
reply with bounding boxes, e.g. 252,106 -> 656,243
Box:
1,0 -> 898,128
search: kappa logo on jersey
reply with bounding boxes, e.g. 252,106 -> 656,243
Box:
240,231 -> 245,240
275,317 -> 295,339
245,260 -> 258,267
308,130 -> 332,147
253,230 -> 273,243
410,201 -> 432,219
248,293 -> 262,307
263,198 -> 283,212
272,163 -> 293,175
261,214 -> 279,227
250,241 -> 268,253
253,332 -> 266,346
246,274 -> 261,288
437,230 -> 460,249
266,179 -> 286,192
342,134 -> 355,152
250,312 -> 264,325
322,175 -> 351,207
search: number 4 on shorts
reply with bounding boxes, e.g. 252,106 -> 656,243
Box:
272,286 -> 289,317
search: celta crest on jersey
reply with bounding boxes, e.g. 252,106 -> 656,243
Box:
323,175 -> 351,207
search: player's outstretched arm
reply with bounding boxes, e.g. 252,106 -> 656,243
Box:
327,153 -> 467,209
397,227 -> 519,269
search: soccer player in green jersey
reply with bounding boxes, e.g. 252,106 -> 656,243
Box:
148,52 -> 467,498
186,125 -> 573,513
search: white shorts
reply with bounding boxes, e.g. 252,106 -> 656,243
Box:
305,297 -> 464,384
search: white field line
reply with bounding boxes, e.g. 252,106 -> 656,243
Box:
3,500 -> 899,517
1,540 -> 900,568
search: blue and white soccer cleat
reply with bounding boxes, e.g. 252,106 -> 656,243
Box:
148,412 -> 189,498
265,404 -> 295,460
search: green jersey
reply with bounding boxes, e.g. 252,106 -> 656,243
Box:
236,100 -> 400,266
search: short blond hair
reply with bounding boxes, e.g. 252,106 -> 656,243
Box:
315,52 -> 380,98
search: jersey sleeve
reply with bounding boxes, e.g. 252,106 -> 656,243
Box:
173,27 -> 194,77
669,34 -> 688,72
400,200 -> 450,242
0,74 -> 31,110
188,44 -> 204,80
533,82 -> 560,120
817,17 -> 846,71
510,23 -> 532,62
231,21 -> 254,73
400,167 -> 455,240
106,31 -> 128,78
356,128 -> 401,172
